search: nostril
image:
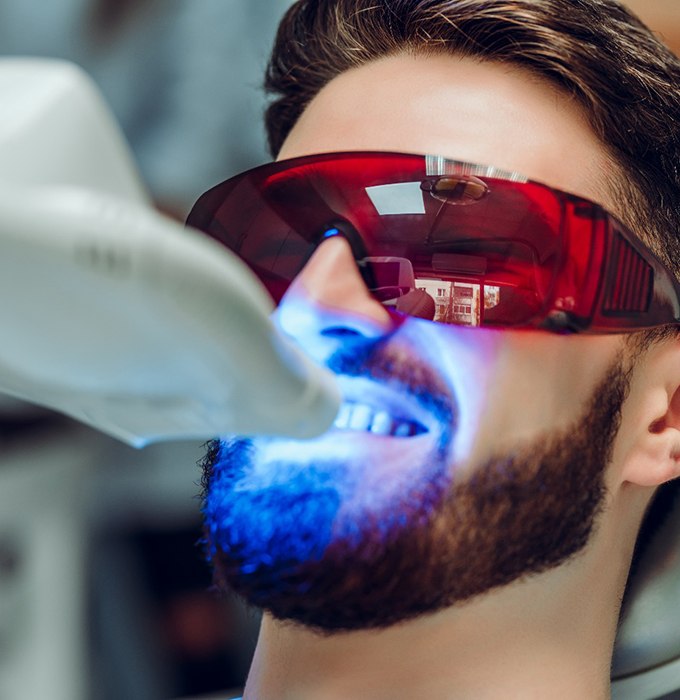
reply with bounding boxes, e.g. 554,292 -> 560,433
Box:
320,327 -> 364,339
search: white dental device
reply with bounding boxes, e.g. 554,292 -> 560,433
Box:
0,57 -> 340,446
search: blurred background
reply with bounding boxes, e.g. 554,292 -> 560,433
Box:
0,1 -> 677,699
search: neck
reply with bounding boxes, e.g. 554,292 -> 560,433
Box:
244,571 -> 617,699
242,486 -> 648,700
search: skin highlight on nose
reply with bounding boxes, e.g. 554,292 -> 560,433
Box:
289,236 -> 393,331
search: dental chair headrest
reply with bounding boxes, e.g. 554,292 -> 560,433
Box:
612,479 -> 680,698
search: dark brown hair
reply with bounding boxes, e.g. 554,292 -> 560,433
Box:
264,0 -> 680,275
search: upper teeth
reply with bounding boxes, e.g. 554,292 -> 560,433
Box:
334,402 -> 425,437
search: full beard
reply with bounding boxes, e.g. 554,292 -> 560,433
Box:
200,341 -> 631,633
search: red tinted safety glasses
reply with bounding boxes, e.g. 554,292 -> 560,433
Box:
186,151 -> 680,333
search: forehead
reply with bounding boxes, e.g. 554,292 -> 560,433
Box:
279,52 -> 616,213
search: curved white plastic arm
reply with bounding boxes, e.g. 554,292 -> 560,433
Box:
0,186 -> 340,445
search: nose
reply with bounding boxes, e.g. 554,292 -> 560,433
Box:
275,236 -> 395,343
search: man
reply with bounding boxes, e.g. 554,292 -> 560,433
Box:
190,1 -> 680,697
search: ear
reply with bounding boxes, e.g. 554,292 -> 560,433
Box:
620,337 -> 680,488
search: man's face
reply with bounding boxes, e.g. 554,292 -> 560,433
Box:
202,53 -> 630,631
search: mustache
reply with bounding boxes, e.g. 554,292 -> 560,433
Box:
326,335 -> 457,426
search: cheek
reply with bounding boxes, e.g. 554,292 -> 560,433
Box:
467,333 -> 623,463
405,321 -> 507,465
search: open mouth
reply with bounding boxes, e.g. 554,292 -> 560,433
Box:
333,401 -> 428,437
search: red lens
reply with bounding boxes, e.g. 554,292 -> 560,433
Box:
187,152 -> 576,328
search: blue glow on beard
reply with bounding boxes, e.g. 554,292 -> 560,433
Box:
203,322 -> 458,582
206,438 -> 342,575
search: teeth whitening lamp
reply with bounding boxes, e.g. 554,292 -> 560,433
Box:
1,57 -> 679,698
0,57 -> 340,446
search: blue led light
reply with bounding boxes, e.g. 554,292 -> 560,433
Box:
203,295 -> 498,590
